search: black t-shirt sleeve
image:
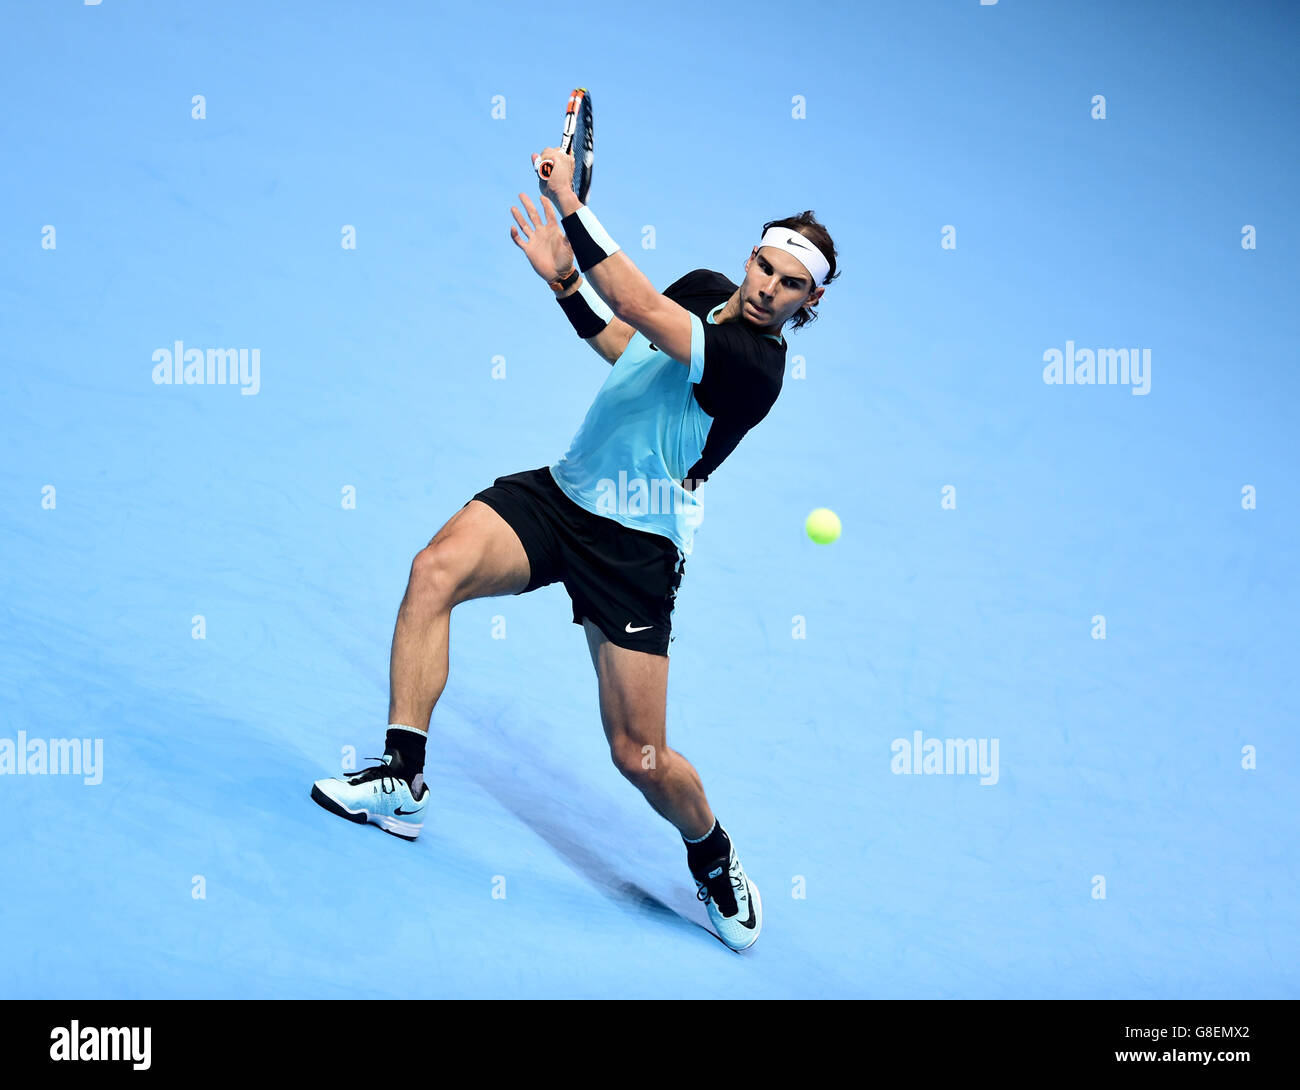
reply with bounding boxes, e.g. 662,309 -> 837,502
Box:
694,320 -> 782,427
661,268 -> 708,303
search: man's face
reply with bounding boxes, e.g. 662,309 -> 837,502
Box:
740,244 -> 825,330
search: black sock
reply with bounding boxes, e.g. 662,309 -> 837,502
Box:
683,820 -> 730,876
384,724 -> 426,784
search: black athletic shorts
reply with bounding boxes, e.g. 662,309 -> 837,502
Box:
469,466 -> 686,655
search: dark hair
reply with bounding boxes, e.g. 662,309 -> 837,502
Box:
760,210 -> 839,331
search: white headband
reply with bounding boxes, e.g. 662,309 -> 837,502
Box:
755,226 -> 829,289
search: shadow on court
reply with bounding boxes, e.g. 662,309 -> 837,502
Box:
436,704 -> 716,941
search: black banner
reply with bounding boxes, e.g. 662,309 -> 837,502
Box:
0,1000 -> 1289,1075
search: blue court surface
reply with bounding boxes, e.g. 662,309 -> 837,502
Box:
2,2 -> 1297,999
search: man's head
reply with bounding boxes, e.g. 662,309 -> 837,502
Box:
739,210 -> 839,334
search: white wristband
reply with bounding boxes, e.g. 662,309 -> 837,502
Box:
577,278 -> 614,323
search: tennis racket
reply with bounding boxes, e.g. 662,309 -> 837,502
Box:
536,87 -> 594,203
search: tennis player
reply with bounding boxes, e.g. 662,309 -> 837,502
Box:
311,144 -> 838,952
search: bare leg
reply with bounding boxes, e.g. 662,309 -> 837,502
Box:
388,500 -> 531,732
582,620 -> 715,839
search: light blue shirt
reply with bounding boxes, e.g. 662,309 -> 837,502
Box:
549,302 -> 722,554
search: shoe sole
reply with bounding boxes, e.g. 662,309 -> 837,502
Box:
310,784 -> 422,842
724,879 -> 762,952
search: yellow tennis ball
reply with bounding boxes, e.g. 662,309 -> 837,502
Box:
805,507 -> 841,544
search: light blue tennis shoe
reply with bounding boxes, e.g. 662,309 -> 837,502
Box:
692,836 -> 763,952
311,754 -> 428,841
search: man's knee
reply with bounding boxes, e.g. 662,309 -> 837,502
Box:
610,736 -> 670,786
408,541 -> 467,611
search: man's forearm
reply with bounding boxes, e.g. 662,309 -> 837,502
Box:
550,261 -> 637,364
581,251 -> 657,321
556,197 -> 656,320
